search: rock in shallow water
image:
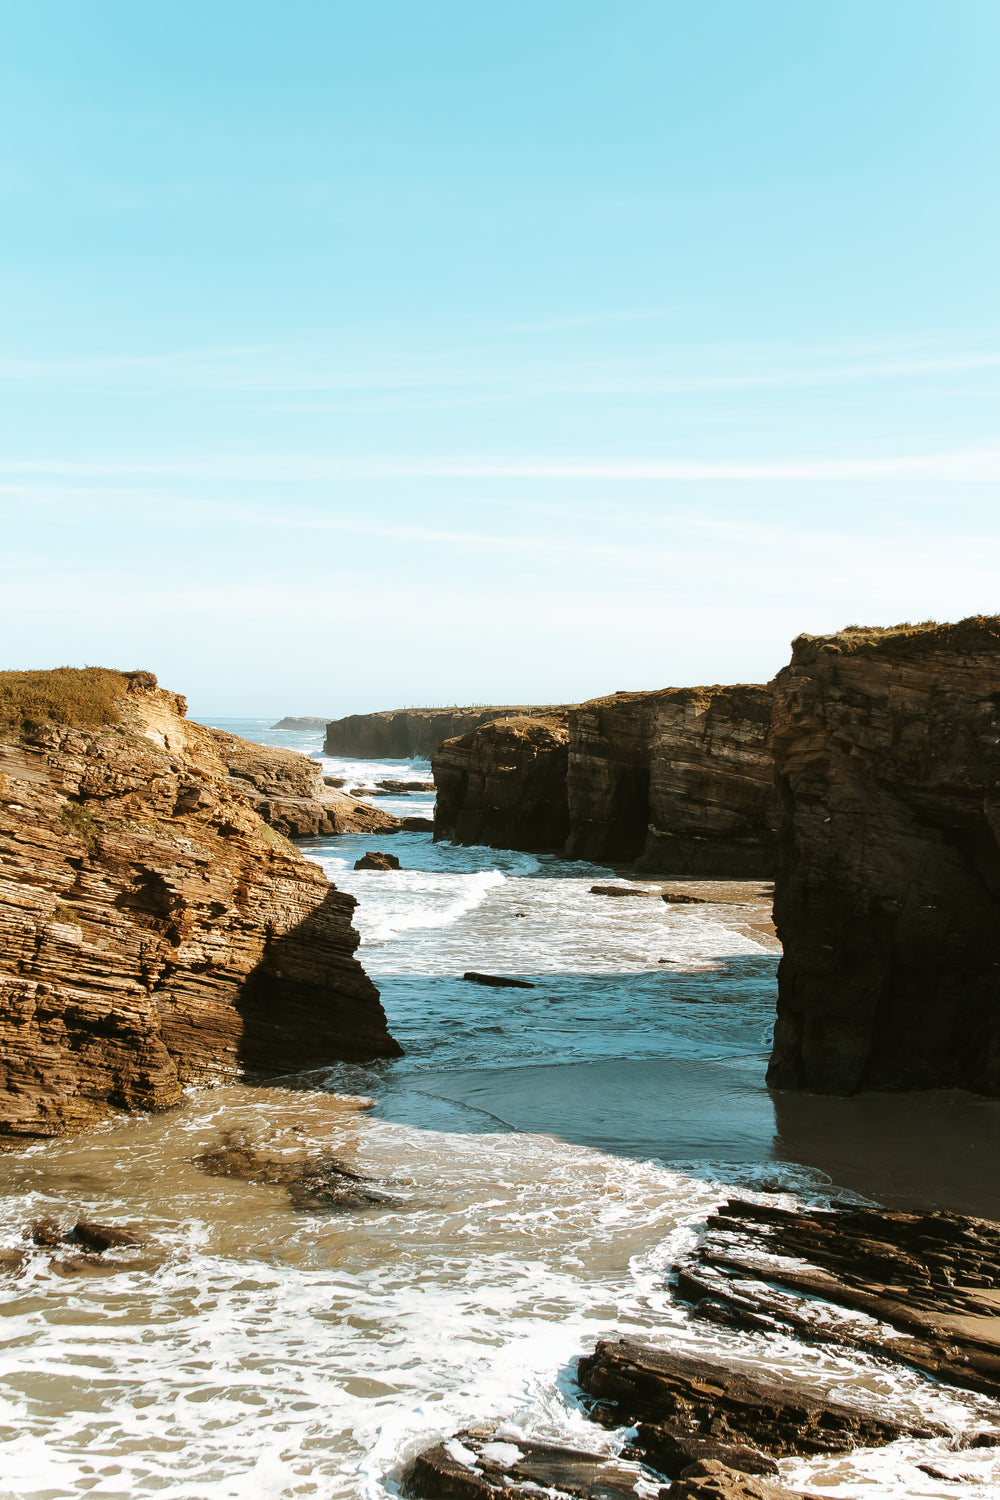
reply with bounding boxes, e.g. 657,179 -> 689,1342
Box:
193,1131 -> 398,1211
354,850 -> 401,870
676,1197 -> 1000,1402
401,1429 -> 667,1498
576,1339 -> 941,1457
462,972 -> 535,989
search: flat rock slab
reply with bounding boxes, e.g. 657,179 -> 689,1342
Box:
590,884 -> 663,898
462,972 -> 535,989
679,1198 -> 1000,1401
664,1459 -> 819,1500
402,1430 -> 667,1498
577,1339 -> 942,1458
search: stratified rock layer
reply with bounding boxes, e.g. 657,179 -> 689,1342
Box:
324,705 -> 564,760
767,617 -> 1000,1095
431,687 -> 778,874
208,726 -> 405,839
0,674 -> 399,1140
569,686 -> 776,873
433,715 -> 571,850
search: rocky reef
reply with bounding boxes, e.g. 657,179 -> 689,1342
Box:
0,669 -> 400,1141
767,616 -> 1000,1096
432,687 -> 778,876
324,705 -> 564,760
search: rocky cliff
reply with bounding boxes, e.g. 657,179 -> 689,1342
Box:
0,669 -> 400,1141
433,715 -> 571,850
433,686 -> 778,874
324,705 -> 563,760
767,617 -> 1000,1096
207,726 -> 406,839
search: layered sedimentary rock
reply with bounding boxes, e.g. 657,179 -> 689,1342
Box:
324,705 -> 562,760
567,687 -> 776,873
0,671 -> 400,1140
433,715 -> 571,850
767,617 -> 1000,1095
432,687 -> 778,874
208,726 -> 404,838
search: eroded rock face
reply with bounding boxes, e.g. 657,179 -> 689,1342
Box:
431,688 -> 778,876
324,706 -> 563,760
208,726 -> 405,839
767,617 -> 1000,1095
0,678 -> 400,1140
433,716 -> 571,851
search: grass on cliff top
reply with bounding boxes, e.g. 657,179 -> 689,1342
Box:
0,666 -> 130,735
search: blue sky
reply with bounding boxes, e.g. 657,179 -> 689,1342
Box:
1,1 -> 998,715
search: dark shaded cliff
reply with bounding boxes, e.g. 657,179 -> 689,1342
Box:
433,716 -> 571,850
324,705 -> 564,760
432,686 -> 778,873
767,617 -> 1000,1096
0,670 -> 399,1140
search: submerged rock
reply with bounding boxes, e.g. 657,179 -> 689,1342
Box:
193,1131 -> 397,1212
71,1221 -> 143,1252
663,1459 -> 817,1500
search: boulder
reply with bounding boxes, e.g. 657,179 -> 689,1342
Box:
354,851 -> 401,871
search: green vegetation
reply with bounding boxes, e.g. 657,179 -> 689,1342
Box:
839,620 -> 940,635
0,666 -> 128,736
58,800 -> 101,850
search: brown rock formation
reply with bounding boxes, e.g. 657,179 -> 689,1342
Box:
324,705 -> 564,760
568,686 -> 777,874
577,1339 -> 941,1458
207,726 -> 405,839
677,1197 -> 1000,1401
767,616 -> 1000,1095
0,669 -> 400,1141
430,688 -> 777,875
433,715 -> 571,850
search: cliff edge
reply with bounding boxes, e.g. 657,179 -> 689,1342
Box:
0,668 -> 400,1141
324,705 -> 565,760
767,617 -> 1000,1095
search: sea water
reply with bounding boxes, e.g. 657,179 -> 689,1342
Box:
1,720 -> 999,1499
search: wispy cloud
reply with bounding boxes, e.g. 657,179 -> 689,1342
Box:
2,449 -> 999,482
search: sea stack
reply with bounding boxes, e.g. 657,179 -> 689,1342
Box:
767,617 -> 1000,1095
0,668 -> 400,1141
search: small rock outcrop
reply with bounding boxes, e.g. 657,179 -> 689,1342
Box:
767,616 -> 1000,1095
270,716 -> 331,730
433,716 -> 571,850
0,668 -> 400,1140
354,851 -> 400,871
324,705 -> 564,760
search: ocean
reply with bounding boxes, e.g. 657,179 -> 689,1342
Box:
1,719 -> 999,1498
